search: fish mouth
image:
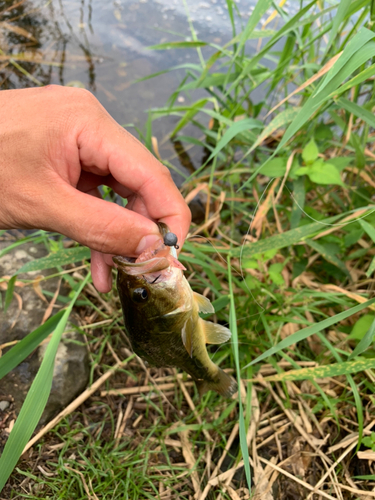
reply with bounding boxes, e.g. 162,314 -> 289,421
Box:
113,254 -> 172,276
113,244 -> 185,277
113,224 -> 186,277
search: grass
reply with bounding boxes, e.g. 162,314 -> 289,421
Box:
2,0 -> 375,498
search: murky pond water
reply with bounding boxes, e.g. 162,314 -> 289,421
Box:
0,0 -> 299,176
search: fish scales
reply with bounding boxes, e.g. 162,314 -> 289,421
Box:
114,227 -> 237,398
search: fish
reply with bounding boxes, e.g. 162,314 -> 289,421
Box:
113,223 -> 237,398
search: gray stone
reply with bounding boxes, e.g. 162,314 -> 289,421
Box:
0,236 -> 90,424
0,401 -> 10,412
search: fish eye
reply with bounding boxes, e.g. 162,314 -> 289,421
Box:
132,288 -> 148,302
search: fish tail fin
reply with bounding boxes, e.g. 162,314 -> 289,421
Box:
195,369 -> 237,398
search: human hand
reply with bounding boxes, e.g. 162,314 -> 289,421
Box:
0,86 -> 191,292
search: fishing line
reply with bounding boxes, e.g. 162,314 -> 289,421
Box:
284,184 -> 375,227
185,171 -> 375,348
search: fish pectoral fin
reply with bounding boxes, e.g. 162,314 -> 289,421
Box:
193,292 -> 215,314
163,304 -> 192,317
201,319 -> 231,344
181,316 -> 194,358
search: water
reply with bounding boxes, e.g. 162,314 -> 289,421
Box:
0,0 -> 300,176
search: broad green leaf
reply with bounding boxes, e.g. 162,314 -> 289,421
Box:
0,274 -> 90,492
259,158 -> 287,178
0,310 -> 65,380
16,246 -> 90,275
348,318 -> 375,361
263,357 -> 375,382
307,161 -> 344,187
244,297 -> 375,368
350,315 -> 375,341
328,157 -> 353,172
302,140 -> 319,164
269,266 -> 285,286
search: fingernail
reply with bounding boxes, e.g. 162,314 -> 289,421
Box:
135,234 -> 162,255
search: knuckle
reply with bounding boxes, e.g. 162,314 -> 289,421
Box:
85,210 -> 126,254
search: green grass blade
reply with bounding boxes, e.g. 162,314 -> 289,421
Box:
0,273 -> 90,493
347,374 -> 364,449
249,107 -> 301,154
273,30 -> 375,154
244,297 -> 375,369
348,318 -> 375,361
317,28 -> 375,97
290,177 -> 305,229
227,0 -> 320,94
227,255 -> 251,490
4,275 -> 17,313
16,246 -> 90,274
305,239 -> 349,277
234,0 -> 273,58
262,357 -> 375,382
147,41 -> 207,50
170,98 -> 210,137
205,118 -> 262,164
0,310 -> 65,380
359,218 -> 375,243
338,97 -> 375,129
324,0 -> 352,57
233,211 -> 355,258
331,63 -> 375,99
366,256 -> 375,278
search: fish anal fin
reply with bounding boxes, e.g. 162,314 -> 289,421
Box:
181,316 -> 194,357
195,370 -> 237,398
201,319 -> 231,344
193,292 -> 215,314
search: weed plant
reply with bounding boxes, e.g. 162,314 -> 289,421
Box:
2,0 -> 375,498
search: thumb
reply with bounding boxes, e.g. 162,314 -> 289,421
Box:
45,184 -> 162,255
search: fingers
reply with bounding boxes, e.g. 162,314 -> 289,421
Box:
75,109 -> 192,246
91,250 -> 113,293
41,183 -> 162,256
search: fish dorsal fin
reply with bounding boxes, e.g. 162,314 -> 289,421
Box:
201,319 -> 231,344
193,292 -> 215,314
181,316 -> 195,357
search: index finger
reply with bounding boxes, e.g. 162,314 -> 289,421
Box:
76,108 -> 191,247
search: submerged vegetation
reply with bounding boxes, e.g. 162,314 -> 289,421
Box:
2,0 -> 375,498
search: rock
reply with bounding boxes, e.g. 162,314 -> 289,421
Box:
0,236 -> 90,425
0,401 -> 10,412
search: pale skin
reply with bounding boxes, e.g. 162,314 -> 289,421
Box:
0,85 -> 191,292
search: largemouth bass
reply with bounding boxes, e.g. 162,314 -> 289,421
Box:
113,225 -> 237,398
